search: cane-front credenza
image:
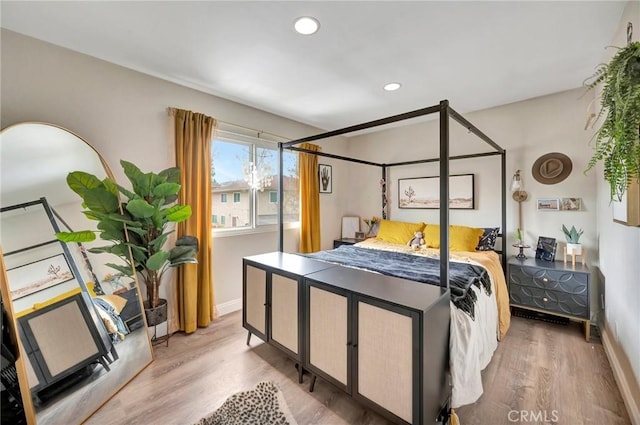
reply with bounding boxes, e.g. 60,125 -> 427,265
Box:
243,251 -> 451,425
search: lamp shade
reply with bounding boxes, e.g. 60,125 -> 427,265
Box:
511,170 -> 523,192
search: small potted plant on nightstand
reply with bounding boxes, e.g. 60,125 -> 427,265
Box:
562,225 -> 584,255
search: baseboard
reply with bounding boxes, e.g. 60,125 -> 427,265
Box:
601,321 -> 640,425
216,298 -> 242,317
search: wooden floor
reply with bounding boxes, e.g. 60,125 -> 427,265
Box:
85,311 -> 632,425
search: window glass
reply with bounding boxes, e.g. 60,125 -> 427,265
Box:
212,133 -> 299,231
212,140 -> 251,229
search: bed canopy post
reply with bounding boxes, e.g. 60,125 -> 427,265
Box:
278,142 -> 284,252
381,166 -> 387,219
501,152 -> 507,269
439,100 -> 450,290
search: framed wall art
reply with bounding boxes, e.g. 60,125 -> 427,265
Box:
319,164 -> 332,193
536,198 -> 560,211
561,197 -> 582,211
398,174 -> 474,209
7,253 -> 74,300
612,179 -> 640,226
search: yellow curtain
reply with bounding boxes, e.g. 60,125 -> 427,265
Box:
299,143 -> 321,253
173,108 -> 217,333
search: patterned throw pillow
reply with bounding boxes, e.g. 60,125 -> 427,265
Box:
476,227 -> 500,251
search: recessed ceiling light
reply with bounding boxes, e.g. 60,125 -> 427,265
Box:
294,17 -> 320,35
384,82 -> 402,91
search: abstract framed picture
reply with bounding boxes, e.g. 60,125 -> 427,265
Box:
7,253 -> 74,300
319,164 -> 332,193
398,174 -> 474,209
561,197 -> 582,211
535,236 -> 557,261
536,198 -> 560,211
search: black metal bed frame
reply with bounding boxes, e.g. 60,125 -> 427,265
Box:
277,99 -> 507,289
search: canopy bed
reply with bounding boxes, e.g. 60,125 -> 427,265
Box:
243,100 -> 509,424
0,123 -> 153,424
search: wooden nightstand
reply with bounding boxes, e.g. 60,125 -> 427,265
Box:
508,257 -> 591,341
333,238 -> 361,248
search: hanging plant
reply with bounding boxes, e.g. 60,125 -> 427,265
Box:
585,37 -> 640,201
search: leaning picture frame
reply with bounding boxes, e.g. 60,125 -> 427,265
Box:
535,236 -> 557,261
319,164 -> 332,193
7,253 -> 74,300
341,216 -> 360,239
398,174 -> 474,209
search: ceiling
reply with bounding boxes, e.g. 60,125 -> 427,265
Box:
0,1 -> 627,131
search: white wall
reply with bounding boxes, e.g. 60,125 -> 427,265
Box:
0,29 -> 350,324
595,0 -> 640,397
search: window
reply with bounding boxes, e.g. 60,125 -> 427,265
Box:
212,130 -> 299,231
212,215 -> 217,224
221,216 -> 226,225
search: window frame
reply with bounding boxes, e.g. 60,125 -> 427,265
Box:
212,129 -> 300,237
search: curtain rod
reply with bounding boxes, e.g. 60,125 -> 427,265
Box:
166,107 -> 291,141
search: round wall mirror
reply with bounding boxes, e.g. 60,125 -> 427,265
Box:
0,123 -> 153,424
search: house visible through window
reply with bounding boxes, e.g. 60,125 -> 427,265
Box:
211,130 -> 299,231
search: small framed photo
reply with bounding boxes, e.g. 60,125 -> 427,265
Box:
355,231 -> 366,240
537,198 -> 560,211
535,236 -> 557,262
319,164 -> 332,193
561,197 -> 582,211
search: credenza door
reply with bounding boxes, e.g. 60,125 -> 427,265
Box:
243,264 -> 267,340
354,297 -> 418,424
270,273 -> 301,355
306,282 -> 350,393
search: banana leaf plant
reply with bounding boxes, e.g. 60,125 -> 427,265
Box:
56,160 -> 197,309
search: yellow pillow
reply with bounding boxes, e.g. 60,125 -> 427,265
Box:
451,225 -> 484,251
423,224 -> 441,248
95,294 -> 128,314
376,219 -> 425,245
424,224 -> 484,252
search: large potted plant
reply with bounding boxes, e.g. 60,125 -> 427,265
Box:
585,37 -> 640,201
56,160 -> 198,325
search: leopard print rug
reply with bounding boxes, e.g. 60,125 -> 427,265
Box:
194,381 -> 298,425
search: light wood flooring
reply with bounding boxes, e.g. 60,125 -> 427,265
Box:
85,311 -> 632,425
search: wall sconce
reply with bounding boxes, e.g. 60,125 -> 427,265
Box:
511,169 -> 528,230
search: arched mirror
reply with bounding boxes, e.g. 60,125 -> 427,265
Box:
0,123 -> 153,424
